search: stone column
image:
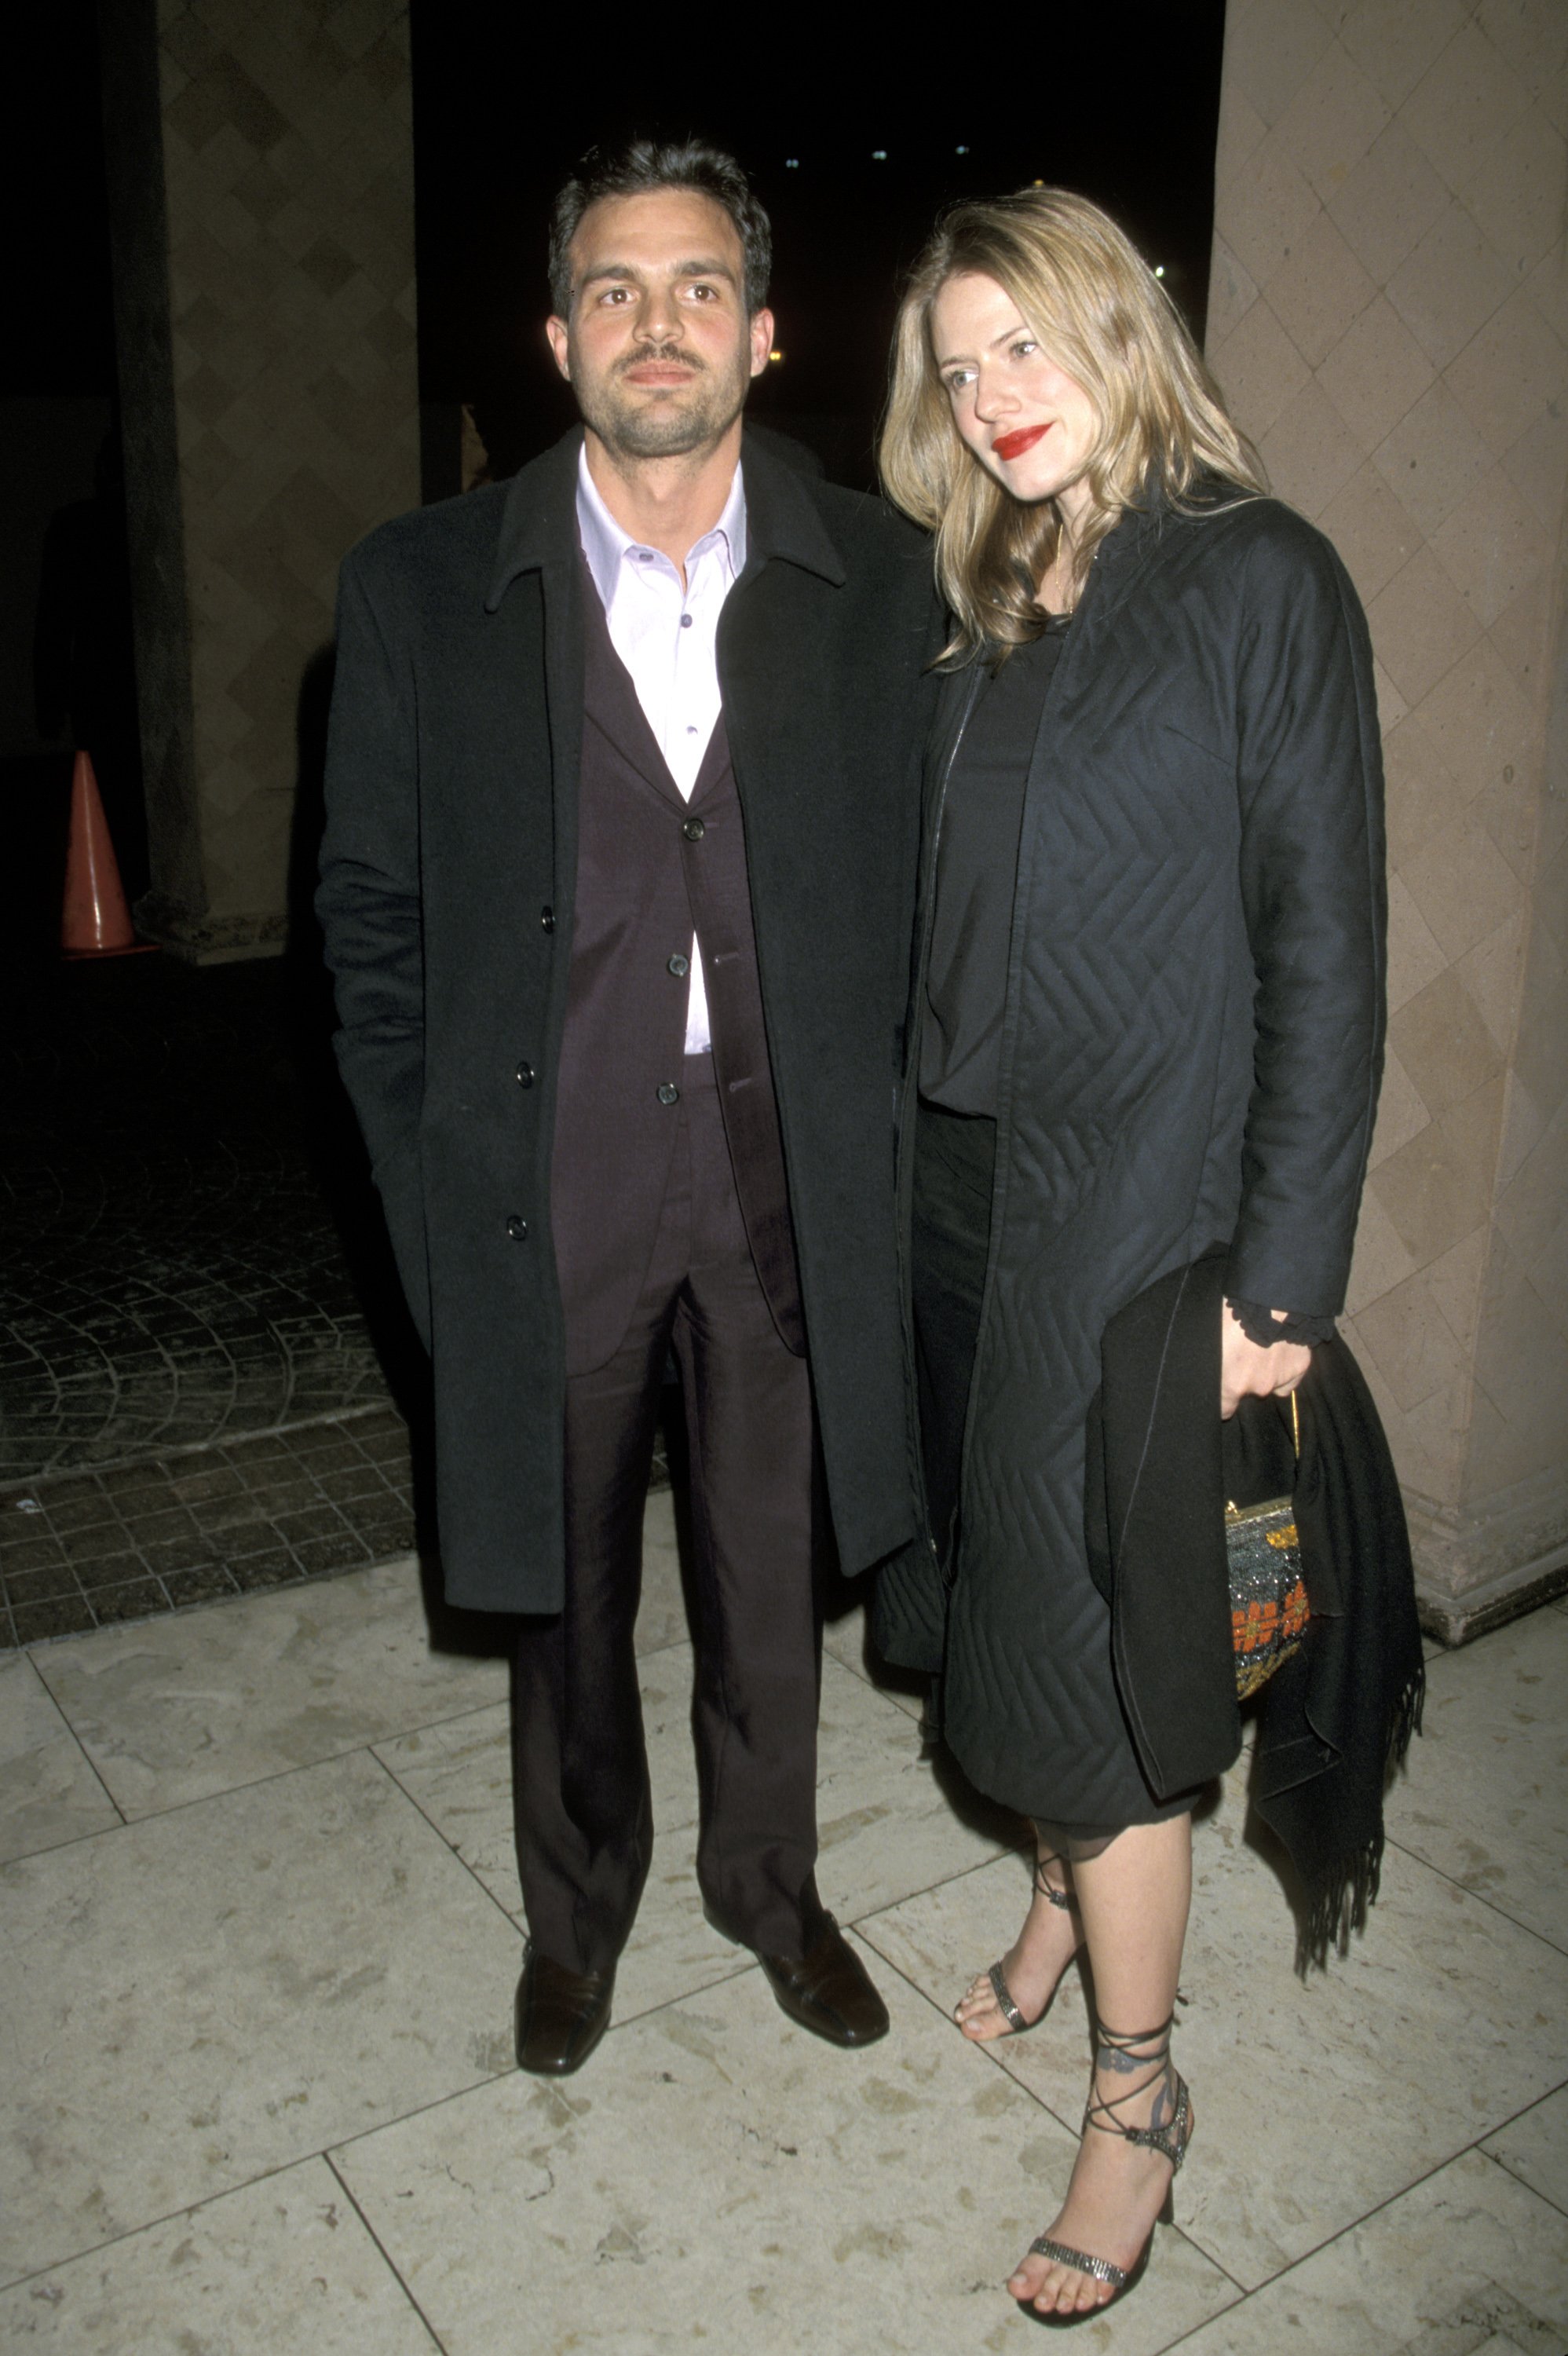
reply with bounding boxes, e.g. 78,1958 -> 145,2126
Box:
100,0 -> 419,960
1207,0 -> 1568,1637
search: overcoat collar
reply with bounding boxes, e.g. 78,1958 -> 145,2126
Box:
484,424 -> 846,611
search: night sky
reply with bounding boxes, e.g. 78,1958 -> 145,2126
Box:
410,17 -> 1228,485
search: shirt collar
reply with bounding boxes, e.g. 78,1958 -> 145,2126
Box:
575,442 -> 747,609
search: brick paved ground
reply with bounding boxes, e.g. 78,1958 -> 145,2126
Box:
0,953 -> 666,1648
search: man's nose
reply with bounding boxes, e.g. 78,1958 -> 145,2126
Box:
635,288 -> 681,342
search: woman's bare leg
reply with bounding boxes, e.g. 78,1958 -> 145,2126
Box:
1007,1814 -> 1193,2317
954,1827 -> 1082,2040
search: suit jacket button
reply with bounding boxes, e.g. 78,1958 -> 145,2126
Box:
506,1215 -> 528,1240
540,905 -> 555,931
516,1060 -> 535,1087
656,1082 -> 680,1106
682,816 -> 705,841
667,953 -> 689,978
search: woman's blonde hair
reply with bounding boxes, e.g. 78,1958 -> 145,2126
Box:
879,187 -> 1265,664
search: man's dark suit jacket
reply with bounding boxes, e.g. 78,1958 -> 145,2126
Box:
316,426 -> 942,1614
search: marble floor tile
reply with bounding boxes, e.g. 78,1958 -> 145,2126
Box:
371,1650 -> 704,1915
859,1757 -> 1568,2292
30,1556 -> 506,1818
0,2157 -> 437,2351
0,1651 -> 119,1864
1385,1607 -> 1568,1952
634,1487 -> 690,1657
373,1690 -> 751,2023
332,1939 -> 1240,2355
1170,2147 -> 1568,2355
378,1655 -> 1008,1939
813,1655 -> 1014,1917
0,1748 -> 520,2285
822,1594 -> 927,1720
1484,2084 -> 1568,2218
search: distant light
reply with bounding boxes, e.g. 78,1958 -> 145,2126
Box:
1032,178 -> 1044,187
956,145 -> 970,155
785,157 -> 799,168
872,149 -> 888,160
1154,265 -> 1166,278
769,349 -> 784,364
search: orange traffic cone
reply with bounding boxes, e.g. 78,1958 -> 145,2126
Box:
60,751 -> 153,958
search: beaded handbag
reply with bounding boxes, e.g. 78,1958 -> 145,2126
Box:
1226,1390 -> 1310,1699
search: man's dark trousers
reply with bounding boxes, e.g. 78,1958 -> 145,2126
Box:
511,1053 -> 821,1976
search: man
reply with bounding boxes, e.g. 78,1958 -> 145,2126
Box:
318,141 -> 938,2075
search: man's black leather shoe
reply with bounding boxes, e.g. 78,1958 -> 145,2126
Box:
756,1915 -> 890,2047
514,1943 -> 616,2076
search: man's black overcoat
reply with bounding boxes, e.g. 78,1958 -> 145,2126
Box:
317,429 -> 940,1614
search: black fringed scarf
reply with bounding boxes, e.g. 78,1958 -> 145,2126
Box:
1086,1252 -> 1426,1970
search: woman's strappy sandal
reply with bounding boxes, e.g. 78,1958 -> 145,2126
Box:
968,1855 -> 1079,2036
1022,2014 -> 1192,2315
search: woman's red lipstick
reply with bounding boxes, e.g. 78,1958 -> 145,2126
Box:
992,423 -> 1050,461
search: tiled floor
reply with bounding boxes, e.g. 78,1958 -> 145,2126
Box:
0,1405 -> 417,1648
2,1510 -> 1563,2353
0,957 -> 403,1485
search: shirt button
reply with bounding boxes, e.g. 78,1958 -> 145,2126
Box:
506,1215 -> 528,1241
682,816 -> 705,841
657,1082 -> 680,1106
516,1060 -> 535,1088
680,613 -> 693,628
541,905 -> 555,932
667,953 -> 689,978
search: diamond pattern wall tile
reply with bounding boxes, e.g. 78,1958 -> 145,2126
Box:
109,2 -> 418,956
1211,0 -> 1568,1588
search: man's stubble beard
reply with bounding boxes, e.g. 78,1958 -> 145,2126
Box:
577,340 -> 751,463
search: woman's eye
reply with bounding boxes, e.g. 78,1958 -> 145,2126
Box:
1012,339 -> 1037,359
945,369 -> 975,393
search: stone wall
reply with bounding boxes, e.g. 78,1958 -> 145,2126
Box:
1207,0 -> 1568,1635
101,0 -> 419,959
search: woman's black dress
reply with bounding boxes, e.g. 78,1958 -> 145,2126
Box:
913,620 -> 1195,1849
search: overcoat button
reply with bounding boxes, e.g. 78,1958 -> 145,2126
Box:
516,1060 -> 535,1087
506,1215 -> 528,1240
541,905 -> 555,932
656,1082 -> 680,1106
667,953 -> 689,978
682,815 -> 705,841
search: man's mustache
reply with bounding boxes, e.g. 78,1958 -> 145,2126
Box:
616,342 -> 706,376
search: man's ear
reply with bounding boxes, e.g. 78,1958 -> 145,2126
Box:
546,316 -> 572,382
747,306 -> 776,382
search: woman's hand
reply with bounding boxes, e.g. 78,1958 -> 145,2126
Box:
1221,1300 -> 1310,1419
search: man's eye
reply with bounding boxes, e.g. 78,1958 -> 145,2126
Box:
688,284 -> 718,301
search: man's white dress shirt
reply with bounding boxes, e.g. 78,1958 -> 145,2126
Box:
576,446 -> 747,1056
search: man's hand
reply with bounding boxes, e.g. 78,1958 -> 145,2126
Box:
1221,1300 -> 1310,1420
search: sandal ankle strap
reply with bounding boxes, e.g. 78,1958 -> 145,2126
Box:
1032,1853 -> 1076,1911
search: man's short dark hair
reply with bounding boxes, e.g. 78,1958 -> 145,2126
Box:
548,138 -> 772,317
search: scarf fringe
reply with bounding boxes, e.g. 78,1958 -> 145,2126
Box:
1294,1670 -> 1425,1976
1296,1835 -> 1382,1974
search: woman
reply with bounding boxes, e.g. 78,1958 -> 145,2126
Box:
876,190 -> 1385,2320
